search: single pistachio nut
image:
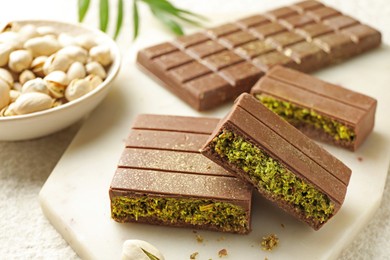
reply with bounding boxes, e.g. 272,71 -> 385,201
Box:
36,26 -> 57,36
67,61 -> 86,81
89,44 -> 112,66
0,102 -> 17,117
86,61 -> 106,79
0,42 -> 14,67
13,92 -> 53,115
0,31 -> 23,49
22,78 -> 49,94
65,78 -> 91,101
0,80 -> 10,110
57,33 -> 77,47
121,240 -> 165,260
24,36 -> 61,57
43,53 -> 73,75
44,71 -> 69,98
19,70 -> 36,85
31,56 -> 48,77
8,49 -> 33,72
17,24 -> 39,42
85,74 -> 103,90
9,89 -> 21,102
75,34 -> 97,50
57,45 -> 88,64
0,68 -> 14,88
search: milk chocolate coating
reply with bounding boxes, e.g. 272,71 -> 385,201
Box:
251,66 -> 377,150
137,1 -> 381,111
109,114 -> 253,234
201,93 -> 351,230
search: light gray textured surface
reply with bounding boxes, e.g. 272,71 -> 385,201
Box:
1,0 -> 389,259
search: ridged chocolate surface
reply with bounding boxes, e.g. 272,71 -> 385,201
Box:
109,114 -> 253,233
201,93 -> 351,230
137,0 -> 381,111
251,66 -> 377,150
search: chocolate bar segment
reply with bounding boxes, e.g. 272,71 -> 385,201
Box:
137,1 -> 381,111
110,114 -> 253,234
201,93 -> 351,230
251,66 -> 377,151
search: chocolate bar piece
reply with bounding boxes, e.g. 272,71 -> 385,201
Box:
201,94 -> 351,230
137,1 -> 381,111
109,114 -> 253,234
251,66 -> 377,151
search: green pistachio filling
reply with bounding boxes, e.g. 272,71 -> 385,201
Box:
256,95 -> 355,143
212,130 -> 334,224
111,196 -> 249,232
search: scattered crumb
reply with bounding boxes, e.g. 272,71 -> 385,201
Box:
192,230 -> 197,234
196,234 -> 204,243
207,165 -> 212,169
261,234 -> 279,251
218,248 -> 228,257
217,236 -> 225,242
357,156 -> 363,162
264,257 -> 269,260
280,223 -> 285,228
190,252 -> 199,259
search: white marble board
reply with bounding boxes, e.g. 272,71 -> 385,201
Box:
39,12 -> 390,260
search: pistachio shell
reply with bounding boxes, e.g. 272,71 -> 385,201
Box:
44,71 -> 69,86
121,240 -> 165,260
43,53 -> 73,74
31,56 -> 48,77
86,61 -> 106,79
0,43 -> 14,67
0,80 -> 10,110
8,49 -> 33,72
75,35 -> 97,50
17,24 -> 39,42
58,33 -> 77,47
65,78 -> 91,101
19,70 -> 36,85
0,102 -> 17,117
24,36 -> 61,57
0,31 -> 23,49
89,44 -> 112,66
9,89 -> 21,102
67,61 -> 86,81
57,45 -> 88,64
13,92 -> 53,115
85,74 -> 103,90
0,68 -> 14,88
44,71 -> 68,98
22,78 -> 49,94
36,26 -> 57,36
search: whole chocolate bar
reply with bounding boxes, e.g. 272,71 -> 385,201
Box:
137,1 -> 381,111
201,93 -> 351,230
109,114 -> 253,234
251,66 -> 377,151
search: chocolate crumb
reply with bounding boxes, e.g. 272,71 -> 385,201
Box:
357,156 -> 363,162
218,248 -> 228,257
261,234 -> 279,251
193,230 -> 198,234
190,252 -> 199,259
281,223 -> 285,228
196,234 -> 204,243
217,236 -> 225,241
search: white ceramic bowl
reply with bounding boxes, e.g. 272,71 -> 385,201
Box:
0,20 -> 121,141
